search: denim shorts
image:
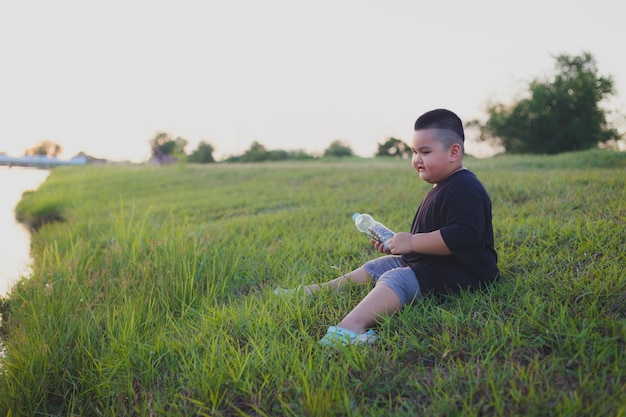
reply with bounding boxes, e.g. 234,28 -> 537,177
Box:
363,255 -> 422,306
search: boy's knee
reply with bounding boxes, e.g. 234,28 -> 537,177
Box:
376,269 -> 421,306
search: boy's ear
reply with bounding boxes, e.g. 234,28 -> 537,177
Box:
449,143 -> 463,161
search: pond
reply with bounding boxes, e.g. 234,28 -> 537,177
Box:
0,167 -> 50,296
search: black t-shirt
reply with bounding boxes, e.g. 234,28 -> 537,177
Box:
401,169 -> 499,295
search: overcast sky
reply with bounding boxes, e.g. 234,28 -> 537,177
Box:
1,0 -> 624,161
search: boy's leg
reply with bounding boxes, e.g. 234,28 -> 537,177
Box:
336,283 -> 402,334
304,266 -> 371,295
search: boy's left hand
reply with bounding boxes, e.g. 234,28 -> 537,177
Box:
387,232 -> 413,254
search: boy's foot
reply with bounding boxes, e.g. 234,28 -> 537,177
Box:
273,285 -> 308,297
318,326 -> 378,347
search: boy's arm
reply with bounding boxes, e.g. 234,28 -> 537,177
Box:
388,231 -> 451,256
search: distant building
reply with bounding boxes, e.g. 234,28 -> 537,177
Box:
0,154 -> 88,168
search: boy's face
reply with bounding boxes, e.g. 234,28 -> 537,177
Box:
411,129 -> 461,184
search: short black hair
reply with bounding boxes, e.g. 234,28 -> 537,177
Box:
414,109 -> 465,142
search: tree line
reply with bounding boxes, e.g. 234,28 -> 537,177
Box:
149,135 -> 414,164
145,52 -> 626,164
9,52 -> 623,164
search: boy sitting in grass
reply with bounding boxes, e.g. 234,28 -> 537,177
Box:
277,109 -> 499,346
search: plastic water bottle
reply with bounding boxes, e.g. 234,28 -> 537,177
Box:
352,213 -> 395,249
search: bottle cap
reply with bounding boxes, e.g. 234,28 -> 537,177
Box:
352,213 -> 360,221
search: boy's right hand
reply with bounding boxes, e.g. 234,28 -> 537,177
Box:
371,238 -> 391,254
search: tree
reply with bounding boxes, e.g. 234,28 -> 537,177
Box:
323,140 -> 353,157
149,132 -> 188,164
475,52 -> 621,154
172,136 -> 188,158
227,142 -> 315,163
376,137 -> 411,158
150,132 -> 172,156
149,132 -> 188,156
240,141 -> 268,162
25,141 -> 62,157
188,141 -> 216,163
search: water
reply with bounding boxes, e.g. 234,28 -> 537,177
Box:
0,167 -> 50,296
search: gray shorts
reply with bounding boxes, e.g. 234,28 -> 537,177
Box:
363,255 -> 422,306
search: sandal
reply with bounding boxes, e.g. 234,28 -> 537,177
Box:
318,326 -> 378,346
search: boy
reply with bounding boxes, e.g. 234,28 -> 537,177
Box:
278,109 -> 499,346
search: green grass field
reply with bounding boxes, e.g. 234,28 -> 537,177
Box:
2,150 -> 625,416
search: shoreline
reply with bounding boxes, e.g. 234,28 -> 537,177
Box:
0,167 -> 49,297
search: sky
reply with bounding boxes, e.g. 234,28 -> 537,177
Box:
1,0 -> 625,162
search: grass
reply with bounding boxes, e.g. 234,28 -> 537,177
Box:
1,150 -> 625,416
